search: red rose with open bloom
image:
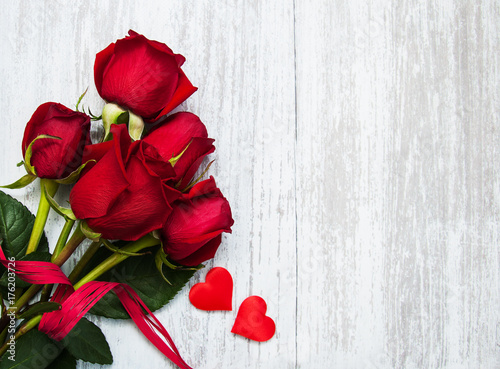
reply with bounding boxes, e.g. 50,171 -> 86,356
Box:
82,112 -> 214,190
144,112 -> 215,189
94,30 -> 197,121
70,124 -> 181,241
161,176 -> 233,266
22,102 -> 91,179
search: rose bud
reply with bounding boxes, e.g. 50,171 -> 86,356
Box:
70,124 -> 181,241
94,30 -> 197,122
22,102 -> 91,179
161,177 -> 233,266
143,112 -> 215,189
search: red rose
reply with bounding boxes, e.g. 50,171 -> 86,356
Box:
143,112 -> 215,189
82,112 -> 215,190
22,102 -> 91,179
70,124 -> 181,241
94,30 -> 197,121
161,177 -> 234,266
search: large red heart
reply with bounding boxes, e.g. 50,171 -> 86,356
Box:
189,267 -> 233,311
231,296 -> 275,342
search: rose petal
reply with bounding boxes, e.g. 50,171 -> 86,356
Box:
144,112 -> 208,159
94,42 -> 116,96
87,155 -> 172,241
100,35 -> 179,118
23,103 -> 91,178
154,70 -> 197,120
177,235 -> 223,266
82,141 -> 114,164
183,177 -> 221,199
70,126 -> 131,219
175,137 -> 215,188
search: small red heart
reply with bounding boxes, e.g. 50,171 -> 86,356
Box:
189,267 -> 233,311
231,296 -> 275,342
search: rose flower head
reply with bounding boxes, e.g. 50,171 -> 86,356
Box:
22,102 -> 91,179
161,177 -> 234,266
70,124 -> 181,241
144,112 -> 215,190
94,30 -> 197,122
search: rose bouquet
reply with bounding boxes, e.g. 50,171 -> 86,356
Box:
0,30 -> 233,368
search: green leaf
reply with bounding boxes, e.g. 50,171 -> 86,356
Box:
17,302 -> 61,320
0,252 -> 51,290
82,247 -> 196,319
61,317 -> 112,364
0,191 -> 49,260
0,329 -> 62,369
48,350 -> 76,369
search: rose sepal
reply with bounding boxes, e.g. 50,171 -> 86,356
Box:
0,174 -> 37,189
102,103 -> 128,141
155,245 -> 203,279
101,239 -> 148,256
155,247 -> 173,285
54,159 -> 96,185
102,103 -> 144,141
169,141 -> 192,167
43,184 -> 77,221
80,221 -> 102,242
24,134 -> 62,176
180,160 -> 214,192
127,111 -> 144,141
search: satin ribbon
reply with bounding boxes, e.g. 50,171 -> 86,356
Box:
0,247 -> 192,369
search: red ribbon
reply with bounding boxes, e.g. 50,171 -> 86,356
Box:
0,247 -> 192,369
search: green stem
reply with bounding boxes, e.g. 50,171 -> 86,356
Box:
0,235 -> 159,357
51,219 -> 75,261
52,224 -> 86,267
74,234 -> 159,290
13,288 -> 23,303
10,284 -> 40,316
0,226 -> 86,338
0,315 -> 41,356
39,219 -> 74,302
68,241 -> 101,283
0,234 -> 160,357
25,179 -> 59,255
39,284 -> 53,303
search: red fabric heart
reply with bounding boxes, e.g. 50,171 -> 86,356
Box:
231,296 -> 276,342
189,267 -> 233,311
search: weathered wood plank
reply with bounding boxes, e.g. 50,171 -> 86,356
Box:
295,1 -> 500,368
1,0 -> 499,368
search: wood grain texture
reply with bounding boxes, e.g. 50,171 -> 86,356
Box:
0,0 -> 498,368
295,1 -> 500,368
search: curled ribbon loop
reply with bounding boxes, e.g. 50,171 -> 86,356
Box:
0,246 -> 192,369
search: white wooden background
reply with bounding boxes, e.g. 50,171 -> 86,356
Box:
0,1 -> 499,368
